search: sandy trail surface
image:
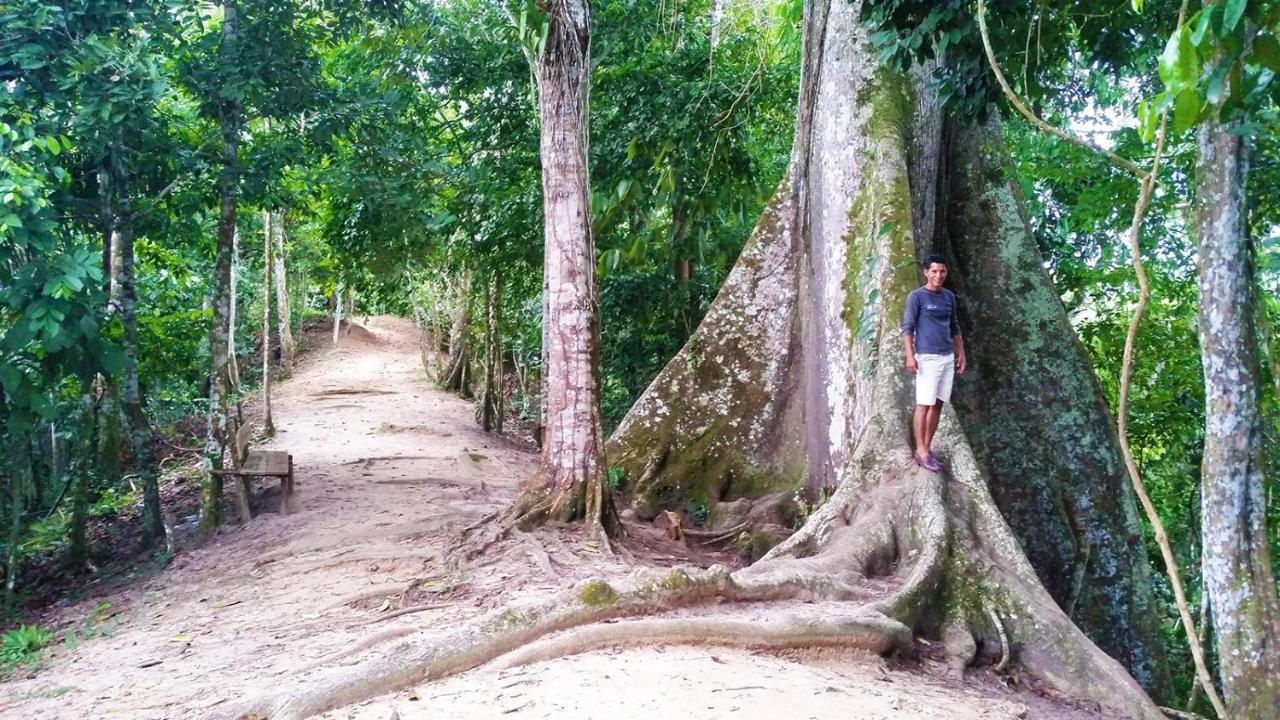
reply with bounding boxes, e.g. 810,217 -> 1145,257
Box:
3,317 -> 1121,720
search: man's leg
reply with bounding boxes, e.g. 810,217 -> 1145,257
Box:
913,404 -> 931,459
923,399 -> 944,451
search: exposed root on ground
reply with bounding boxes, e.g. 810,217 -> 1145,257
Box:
231,416 -> 1164,720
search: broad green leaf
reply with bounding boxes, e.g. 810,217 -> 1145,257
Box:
1219,0 -> 1246,35
1173,89 -> 1201,133
1159,29 -> 1187,91
1191,10 -> 1213,46
1254,33 -> 1280,73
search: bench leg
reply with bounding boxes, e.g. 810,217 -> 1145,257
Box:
235,475 -> 253,524
280,475 -> 289,515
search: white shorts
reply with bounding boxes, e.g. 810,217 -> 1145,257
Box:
915,353 -> 955,405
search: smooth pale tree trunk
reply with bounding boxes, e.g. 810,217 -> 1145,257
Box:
110,140 -> 164,544
272,211 -> 295,373
506,0 -> 615,535
1194,113 -> 1280,718
331,281 -> 342,346
200,0 -> 240,539
262,210 -> 274,436
608,0 -> 1168,704
228,226 -> 241,388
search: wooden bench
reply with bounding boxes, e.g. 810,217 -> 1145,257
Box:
216,419 -> 294,519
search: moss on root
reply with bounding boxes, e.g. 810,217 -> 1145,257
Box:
578,579 -> 619,607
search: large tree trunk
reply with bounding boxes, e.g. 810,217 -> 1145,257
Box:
1194,112 -> 1280,718
272,211 -> 295,374
199,0 -> 240,540
505,0 -> 615,535
110,140 -> 164,545
607,0 -> 1169,699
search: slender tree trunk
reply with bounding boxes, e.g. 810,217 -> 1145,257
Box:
110,139 -> 164,544
69,386 -> 101,568
343,284 -> 355,333
331,280 -> 342,346
96,160 -> 123,491
228,225 -> 241,388
672,205 -> 694,342
441,273 -> 472,395
273,211 -> 295,373
478,272 -> 504,432
506,0 -> 616,535
262,210 -> 274,436
1194,110 -> 1280,719
3,409 -> 28,617
200,0 -> 240,539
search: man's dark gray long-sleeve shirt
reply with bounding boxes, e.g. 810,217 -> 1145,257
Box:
901,287 -> 960,355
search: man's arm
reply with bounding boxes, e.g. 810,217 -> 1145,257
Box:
902,290 -> 918,374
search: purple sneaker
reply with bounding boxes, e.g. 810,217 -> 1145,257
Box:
914,454 -> 942,473
927,453 -> 945,470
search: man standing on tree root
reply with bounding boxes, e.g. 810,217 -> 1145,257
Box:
902,253 -> 966,473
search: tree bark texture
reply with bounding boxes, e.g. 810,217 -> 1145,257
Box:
607,0 -> 1168,698
506,0 -> 615,535
199,0 -> 240,539
272,211 -> 295,374
1194,115 -> 1280,719
110,140 -> 164,544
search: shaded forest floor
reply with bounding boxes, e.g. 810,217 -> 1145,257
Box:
2,317 -> 1122,719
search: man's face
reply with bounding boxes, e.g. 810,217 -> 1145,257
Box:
925,262 -> 947,290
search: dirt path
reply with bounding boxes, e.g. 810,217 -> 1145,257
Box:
2,317 -> 1120,720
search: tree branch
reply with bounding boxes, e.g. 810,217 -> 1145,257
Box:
975,0 -> 1146,178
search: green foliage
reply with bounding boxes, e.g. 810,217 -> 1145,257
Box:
1,624 -> 52,674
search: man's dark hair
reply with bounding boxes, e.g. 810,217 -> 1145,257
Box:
921,253 -> 948,269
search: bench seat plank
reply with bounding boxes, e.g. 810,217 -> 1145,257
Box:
240,450 -> 291,477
